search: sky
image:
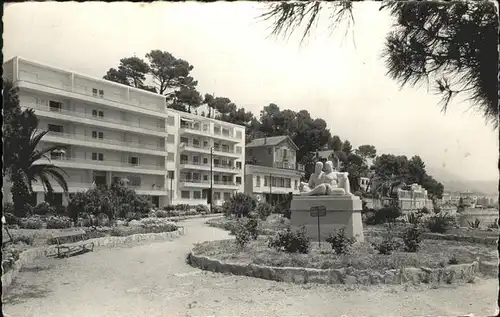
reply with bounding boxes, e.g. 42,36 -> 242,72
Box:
3,2 -> 499,183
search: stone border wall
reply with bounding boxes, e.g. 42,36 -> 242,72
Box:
188,251 -> 481,286
1,228 -> 184,293
421,232 -> 498,246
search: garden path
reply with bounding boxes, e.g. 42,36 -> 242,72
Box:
2,217 -> 498,317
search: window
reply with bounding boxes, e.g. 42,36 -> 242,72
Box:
283,149 -> 288,159
264,176 -> 268,186
224,192 -> 231,201
192,156 -> 199,164
213,142 -> 220,150
248,149 -> 253,155
214,126 -> 221,134
236,162 -> 242,169
128,176 -> 141,186
50,151 -> 64,160
192,139 -> 200,147
180,154 -> 188,164
222,128 -> 230,136
48,124 -> 63,133
203,124 -> 209,132
92,88 -> 98,96
202,190 -> 208,199
222,144 -> 229,152
98,111 -> 104,118
192,173 -> 200,181
167,170 -> 175,179
285,178 -> 291,188
294,180 -> 298,189
203,157 -> 208,164
99,89 -> 104,98
193,191 -> 201,199
92,131 -> 103,139
203,140 -> 208,148
268,148 -> 272,155
181,191 -> 190,199
214,192 -> 221,200
203,175 -> 208,181
214,159 -> 220,166
236,177 -> 241,184
129,156 -> 139,166
167,134 -> 175,143
167,153 -> 174,161
167,116 -> 175,126
92,110 -> 98,117
271,177 -> 277,187
279,178 -> 285,188
92,152 -> 104,161
236,131 -> 242,139
214,175 -> 220,182
256,176 -> 261,187
180,137 -> 189,145
236,146 -> 242,154
49,100 -> 62,112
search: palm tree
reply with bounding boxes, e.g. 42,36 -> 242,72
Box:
12,127 -> 69,197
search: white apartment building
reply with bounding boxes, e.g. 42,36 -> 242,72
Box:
3,56 -> 245,208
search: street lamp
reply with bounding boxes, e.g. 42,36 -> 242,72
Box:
269,173 -> 272,205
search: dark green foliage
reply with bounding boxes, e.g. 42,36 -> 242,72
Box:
401,225 -> 422,252
19,216 -> 44,229
195,204 -> 209,214
467,218 -> 481,229
33,202 -> 55,216
406,212 -> 422,226
230,218 -> 259,248
45,216 -> 73,229
222,193 -> 257,218
372,231 -> 402,255
256,202 -> 274,220
448,255 -> 459,265
325,228 -> 355,255
488,219 -> 499,229
420,206 -> 430,214
3,203 -> 15,215
426,213 -> 455,234
268,226 -> 310,253
12,235 -> 34,245
155,210 -> 169,218
4,212 -> 21,226
365,207 -> 402,225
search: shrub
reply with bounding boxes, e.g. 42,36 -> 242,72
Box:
372,232 -> 402,255
256,202 -> 274,220
12,235 -> 34,245
426,213 -> 455,234
46,216 -> 73,229
433,206 -> 441,214
3,203 -> 15,215
467,218 -> 481,229
448,255 -> 459,265
212,205 -> 223,214
488,218 -> 499,229
196,204 -> 209,214
55,205 -> 67,216
406,212 -> 422,225
325,228 -> 355,255
4,212 -> 21,226
155,210 -> 169,218
420,206 -> 430,214
268,226 -> 310,254
401,225 -> 422,252
230,222 -> 253,248
97,213 -> 110,227
282,208 -> 291,220
222,193 -> 257,218
33,202 -> 56,215
19,216 -> 43,229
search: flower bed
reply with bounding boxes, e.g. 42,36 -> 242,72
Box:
193,237 -> 495,274
206,214 -> 290,235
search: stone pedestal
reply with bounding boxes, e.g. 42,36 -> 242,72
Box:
290,195 -> 364,242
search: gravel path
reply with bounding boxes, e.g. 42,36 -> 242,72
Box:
2,218 -> 498,317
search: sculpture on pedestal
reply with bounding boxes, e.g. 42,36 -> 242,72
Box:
299,160 -> 348,196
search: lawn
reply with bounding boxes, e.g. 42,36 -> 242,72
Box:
193,237 -> 497,274
364,223 -> 499,239
206,214 -> 290,235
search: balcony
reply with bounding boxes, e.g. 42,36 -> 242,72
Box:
32,182 -> 94,193
33,156 -> 166,175
15,79 -> 166,119
179,178 -> 241,189
273,161 -> 305,171
43,131 -> 166,156
129,184 -> 167,196
27,102 -> 166,136
212,146 -> 241,158
179,160 -> 240,173
179,123 -> 241,143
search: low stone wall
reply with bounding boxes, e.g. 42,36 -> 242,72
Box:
1,228 -> 184,293
421,232 -> 498,246
188,251 -> 480,286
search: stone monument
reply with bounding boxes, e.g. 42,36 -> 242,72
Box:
292,160 -> 364,242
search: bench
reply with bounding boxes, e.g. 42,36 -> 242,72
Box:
47,229 -> 94,258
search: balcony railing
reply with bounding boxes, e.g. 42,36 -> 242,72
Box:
179,160 -> 237,170
28,103 -> 166,133
129,184 -> 166,191
273,161 -> 305,171
179,179 -> 239,186
36,156 -> 165,171
180,123 -> 242,142
45,131 -> 166,152
213,147 -> 235,154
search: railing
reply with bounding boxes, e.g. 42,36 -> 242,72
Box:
179,179 -> 239,186
36,156 -> 165,171
129,184 -> 165,191
213,147 -> 235,154
45,131 -> 166,152
27,103 -> 166,133
181,123 -> 241,141
17,77 -> 165,115
179,160 -> 236,170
